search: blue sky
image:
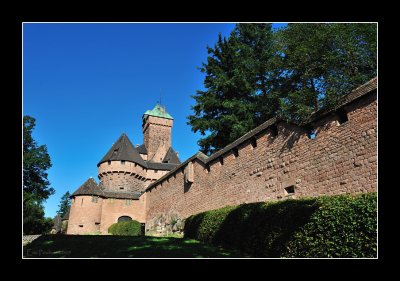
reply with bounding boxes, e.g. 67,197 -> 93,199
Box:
23,23 -> 287,218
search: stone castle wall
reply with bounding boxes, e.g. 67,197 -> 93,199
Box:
145,90 -> 377,231
99,193 -> 147,233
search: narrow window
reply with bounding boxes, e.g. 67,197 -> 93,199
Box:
307,127 -> 316,139
284,185 -> 295,195
250,138 -> 257,149
219,157 -> 224,166
120,187 -> 124,190
233,148 -> 239,158
121,160 -> 125,165
155,170 -> 158,173
81,198 -> 83,206
270,125 -> 278,138
108,160 -> 111,165
337,108 -> 349,125
206,165 -> 210,173
79,225 -> 83,228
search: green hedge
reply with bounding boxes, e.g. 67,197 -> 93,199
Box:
184,192 -> 377,258
108,220 -> 142,236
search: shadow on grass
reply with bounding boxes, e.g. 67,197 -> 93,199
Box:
23,235 -> 244,258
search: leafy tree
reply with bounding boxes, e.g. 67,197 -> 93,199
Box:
57,191 -> 71,218
275,23 -> 377,122
188,23 -> 377,154
24,116 -> 54,202
23,192 -> 53,234
23,115 -> 55,234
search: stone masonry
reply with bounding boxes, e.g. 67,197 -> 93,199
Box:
67,78 -> 377,235
144,78 -> 377,231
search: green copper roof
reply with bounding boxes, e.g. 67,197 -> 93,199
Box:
144,104 -> 173,119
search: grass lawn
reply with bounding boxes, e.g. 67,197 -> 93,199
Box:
23,235 -> 245,258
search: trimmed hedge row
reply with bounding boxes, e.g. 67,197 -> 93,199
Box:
184,192 -> 377,257
108,220 -> 141,236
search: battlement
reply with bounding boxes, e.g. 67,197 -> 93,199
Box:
144,78 -> 377,231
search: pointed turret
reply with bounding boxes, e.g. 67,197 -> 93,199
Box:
97,133 -> 145,167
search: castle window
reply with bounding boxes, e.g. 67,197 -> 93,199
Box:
108,160 -> 111,165
120,187 -> 124,190
308,129 -> 316,139
79,225 -> 83,228
81,198 -> 83,206
206,165 -> 210,173
233,148 -> 239,158
219,157 -> 224,166
337,108 -> 349,125
284,185 -> 295,196
91,196 -> 98,203
121,160 -> 125,165
125,199 -> 132,206
155,170 -> 158,173
270,125 -> 278,138
250,138 -> 257,149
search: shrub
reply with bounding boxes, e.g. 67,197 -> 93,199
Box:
184,192 -> 377,258
108,220 -> 142,236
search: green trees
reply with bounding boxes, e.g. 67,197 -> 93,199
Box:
23,116 -> 55,234
57,191 -> 71,218
188,23 -> 377,154
188,24 -> 277,155
276,23 -> 377,121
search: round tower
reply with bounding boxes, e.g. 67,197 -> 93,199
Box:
67,178 -> 103,234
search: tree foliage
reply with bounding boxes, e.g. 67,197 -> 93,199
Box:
188,23 -> 377,154
57,191 -> 71,218
23,115 -> 55,234
23,192 -> 53,235
24,116 -> 54,202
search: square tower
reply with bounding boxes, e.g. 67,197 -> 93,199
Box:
142,104 -> 174,162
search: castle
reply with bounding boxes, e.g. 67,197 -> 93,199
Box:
67,77 -> 377,235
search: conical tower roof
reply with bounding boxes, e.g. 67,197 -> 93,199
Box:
97,133 -> 145,167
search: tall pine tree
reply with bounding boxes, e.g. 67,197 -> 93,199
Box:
188,24 -> 277,154
57,191 -> 71,218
